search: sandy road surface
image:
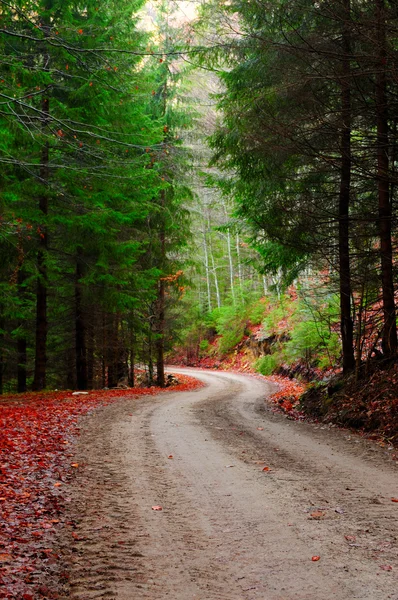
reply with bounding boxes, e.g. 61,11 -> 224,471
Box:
64,369 -> 398,600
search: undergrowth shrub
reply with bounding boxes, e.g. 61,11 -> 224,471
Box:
255,354 -> 280,375
199,339 -> 210,355
247,297 -> 269,325
213,304 -> 246,355
175,284 -> 341,375
209,291 -> 267,355
262,305 -> 286,336
283,318 -> 340,368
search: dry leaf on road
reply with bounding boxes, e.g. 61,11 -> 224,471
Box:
310,511 -> 326,520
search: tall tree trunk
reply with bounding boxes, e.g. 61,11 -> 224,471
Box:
17,270 -> 27,393
66,349 -> 75,389
203,224 -> 212,312
0,315 -> 4,395
376,0 -> 397,357
117,319 -> 127,383
32,13 -> 50,390
207,212 -> 221,308
236,233 -> 243,297
87,317 -> 94,389
390,118 -> 397,207
210,250 -> 221,309
102,313 -> 107,388
107,314 -> 119,388
128,314 -> 135,388
32,97 -> 50,391
155,277 -> 166,387
17,337 -> 27,393
75,252 -> 88,390
226,229 -> 235,304
262,276 -> 268,297
156,190 -> 166,388
222,204 -> 236,304
339,0 -> 355,374
147,328 -> 154,386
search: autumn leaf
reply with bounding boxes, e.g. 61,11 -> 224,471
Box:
0,553 -> 12,562
310,511 -> 326,520
262,466 -> 271,472
311,556 -> 321,562
391,498 -> 398,503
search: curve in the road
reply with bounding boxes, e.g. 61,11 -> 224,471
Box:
67,368 -> 398,600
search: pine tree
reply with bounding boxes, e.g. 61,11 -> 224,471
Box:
0,0 -> 193,391
198,0 -> 398,369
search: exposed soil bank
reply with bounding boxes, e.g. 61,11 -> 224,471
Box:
300,360 -> 398,445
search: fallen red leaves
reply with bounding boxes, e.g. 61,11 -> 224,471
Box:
267,376 -> 306,416
0,375 -> 201,599
300,361 -> 398,445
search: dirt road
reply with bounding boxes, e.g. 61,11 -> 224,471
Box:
64,369 -> 398,600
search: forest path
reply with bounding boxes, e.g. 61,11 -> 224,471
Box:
65,369 -> 398,600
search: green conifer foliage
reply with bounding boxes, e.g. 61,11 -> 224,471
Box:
0,0 -> 193,391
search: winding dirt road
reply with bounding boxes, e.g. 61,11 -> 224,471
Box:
64,369 -> 398,600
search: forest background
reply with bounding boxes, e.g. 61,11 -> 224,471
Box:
1,0 -> 398,439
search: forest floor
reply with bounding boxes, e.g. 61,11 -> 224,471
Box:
12,368 -> 396,600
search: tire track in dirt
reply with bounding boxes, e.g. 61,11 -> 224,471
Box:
60,403 -> 147,599
195,370 -> 398,568
61,369 -> 398,600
